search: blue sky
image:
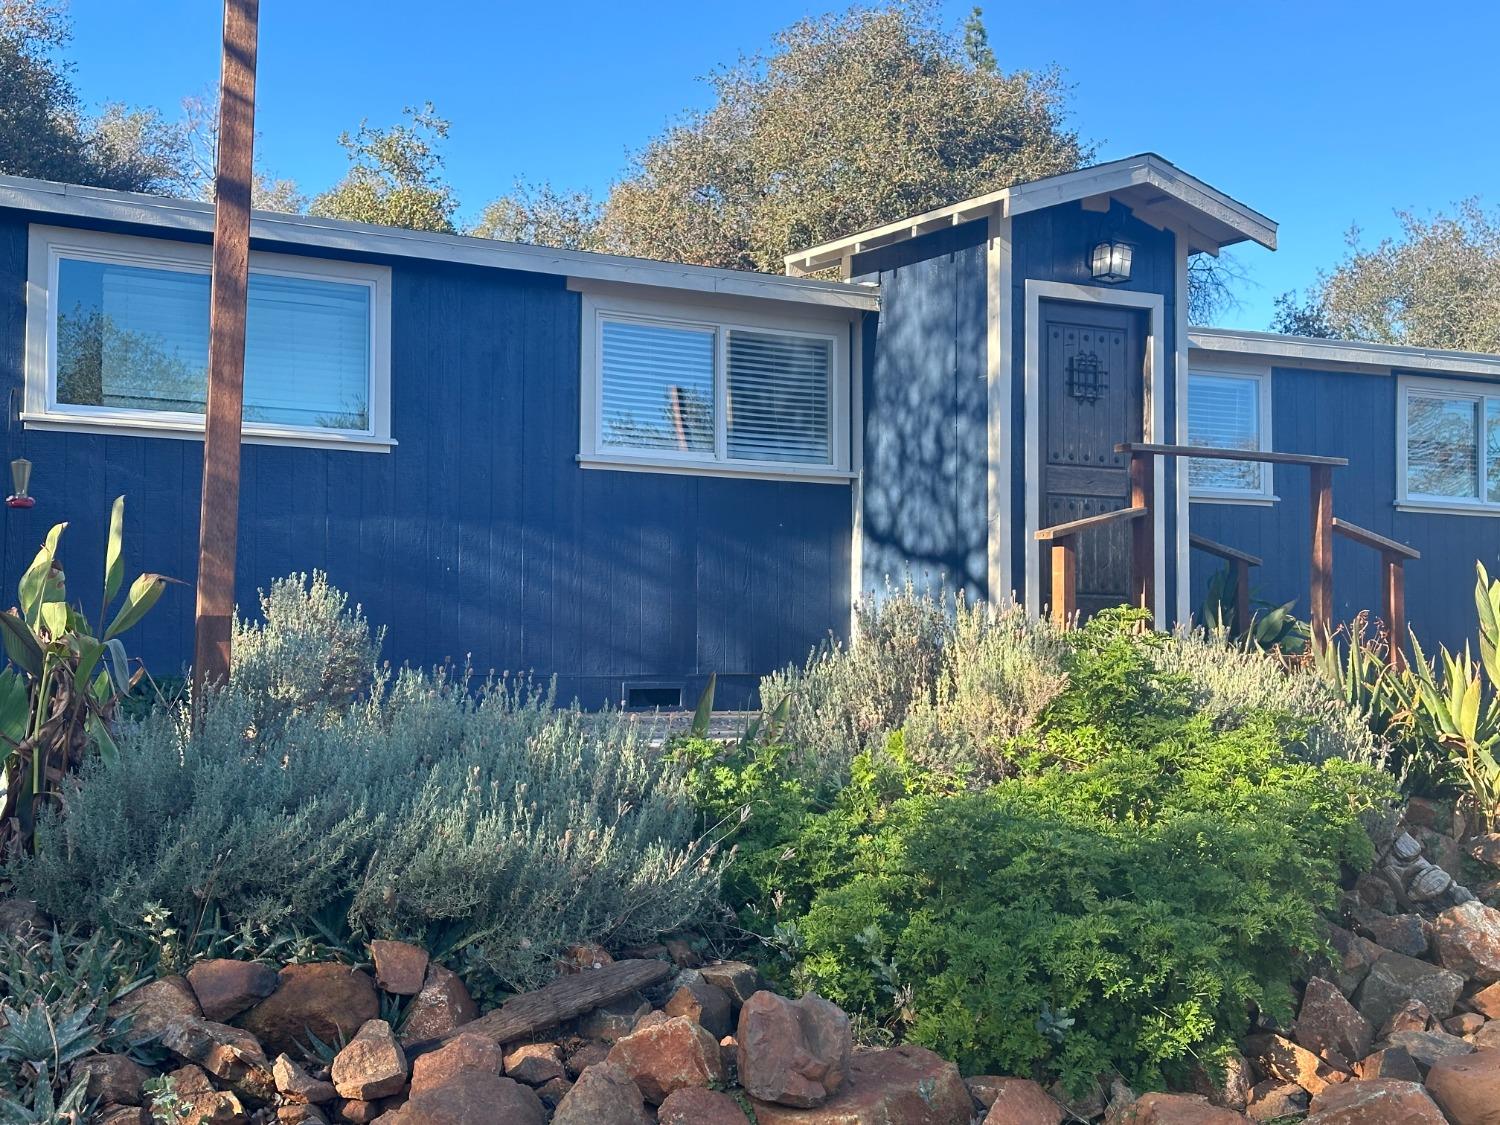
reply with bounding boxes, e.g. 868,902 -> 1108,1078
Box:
63,0 -> 1497,329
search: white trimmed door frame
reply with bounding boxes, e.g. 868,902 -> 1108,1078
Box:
1022,279 -> 1168,628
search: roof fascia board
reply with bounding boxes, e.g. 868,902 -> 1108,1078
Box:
0,175 -> 877,312
1190,328 -> 1500,378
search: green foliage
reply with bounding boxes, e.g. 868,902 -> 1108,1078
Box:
1196,567 -> 1308,654
700,606 -> 1391,1093
309,104 -> 458,233
7,609 -> 723,993
0,497 -> 171,856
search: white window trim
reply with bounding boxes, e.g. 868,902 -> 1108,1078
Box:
1186,359 -> 1275,503
578,290 -> 852,484
24,224 -> 394,452
1396,373 -> 1500,516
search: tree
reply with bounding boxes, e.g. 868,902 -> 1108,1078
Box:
309,104 -> 457,233
472,181 -> 601,249
182,90 -> 305,212
0,0 -> 189,193
587,2 -> 1091,273
1272,201 -> 1500,350
962,5 -> 996,71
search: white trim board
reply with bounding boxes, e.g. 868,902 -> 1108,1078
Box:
1173,232 -> 1191,626
0,172 -> 877,313
986,207 -> 1014,603
1022,280 -> 1167,628
1190,328 -> 1500,378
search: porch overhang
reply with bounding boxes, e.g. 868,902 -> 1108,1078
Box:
785,153 -> 1277,277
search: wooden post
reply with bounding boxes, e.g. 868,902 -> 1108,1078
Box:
1309,464 -> 1334,647
1129,450 -> 1154,617
192,0 -> 260,693
1051,538 -> 1077,630
1384,554 -> 1406,671
1232,558 -> 1251,638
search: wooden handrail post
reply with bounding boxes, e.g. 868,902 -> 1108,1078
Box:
1051,537 -> 1077,630
1232,558 -> 1251,637
1309,464 -> 1334,647
1384,553 -> 1407,671
1129,451 -> 1154,617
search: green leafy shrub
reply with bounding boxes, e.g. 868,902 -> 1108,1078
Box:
700,609 -> 1392,1093
8,662 -> 721,995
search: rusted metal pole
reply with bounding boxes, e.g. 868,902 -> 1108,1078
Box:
192,0 -> 259,693
1309,464 -> 1334,648
1128,450 -> 1154,616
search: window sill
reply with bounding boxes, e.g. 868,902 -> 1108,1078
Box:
1395,499 -> 1500,518
578,453 -> 855,484
21,412 -> 396,453
1189,494 -> 1279,507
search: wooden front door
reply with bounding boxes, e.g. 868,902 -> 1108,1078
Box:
1039,300 -> 1147,620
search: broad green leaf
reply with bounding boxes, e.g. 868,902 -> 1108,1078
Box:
0,669 -> 30,745
18,522 -> 66,624
102,638 -> 131,695
104,495 -> 126,606
0,610 -> 43,678
75,638 -> 103,691
104,574 -> 168,640
691,673 -> 717,738
40,600 -> 68,639
87,713 -> 119,763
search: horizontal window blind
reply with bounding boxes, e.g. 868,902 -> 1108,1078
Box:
599,319 -> 715,454
1407,394 -> 1479,499
1188,373 -> 1262,493
726,330 -> 831,464
53,255 -> 374,434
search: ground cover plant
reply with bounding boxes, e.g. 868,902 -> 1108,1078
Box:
680,597 -> 1395,1094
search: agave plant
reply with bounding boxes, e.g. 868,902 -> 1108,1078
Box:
0,496 -> 171,855
1198,566 -> 1308,654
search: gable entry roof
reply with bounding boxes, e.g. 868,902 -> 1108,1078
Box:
785,153 -> 1278,277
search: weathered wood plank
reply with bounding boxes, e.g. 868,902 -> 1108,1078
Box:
1035,505 -> 1146,542
1116,442 -> 1348,468
1188,532 -> 1263,569
1332,518 -> 1420,561
1309,463 -> 1334,645
1129,451 -> 1154,615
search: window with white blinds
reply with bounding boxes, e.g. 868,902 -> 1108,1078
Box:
1187,371 -> 1270,498
591,307 -> 841,475
1399,377 -> 1500,511
31,227 -> 391,449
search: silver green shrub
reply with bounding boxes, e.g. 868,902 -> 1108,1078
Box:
9,616 -> 719,993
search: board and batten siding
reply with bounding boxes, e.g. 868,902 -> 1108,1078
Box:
853,219 -> 990,601
0,213 -> 851,708
1188,364 -> 1500,654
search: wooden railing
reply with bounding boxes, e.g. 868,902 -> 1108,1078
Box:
1031,443 -> 1430,653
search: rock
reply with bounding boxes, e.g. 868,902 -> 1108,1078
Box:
1322,925 -> 1384,998
1189,1055 -> 1252,1112
72,1053 -> 150,1105
1298,977 -> 1375,1064
1474,1021 -> 1500,1049
376,1070 -> 544,1125
1424,1047 -> 1500,1125
154,1063 -> 248,1125
1434,901 -> 1500,983
1351,907 -> 1430,958
1114,1093 -> 1245,1123
1383,1027 -> 1475,1069
1470,835 -> 1500,869
337,1097 -> 381,1122
608,1013 -> 725,1105
981,1077 -> 1066,1124
699,961 -> 764,1007
1471,981 -> 1500,1019
408,1032 -> 503,1096
736,991 -> 850,1108
369,941 -> 429,996
664,980 -> 733,1039
719,1034 -> 739,1081
331,1019 -> 407,1100
749,1044 -> 972,1125
398,965 -> 477,1045
277,1107 -> 328,1125
1379,998 -> 1434,1036
1353,951 -> 1464,1027
578,995 -> 652,1043
965,1076 -> 1007,1110
1447,1012 -> 1487,1036
564,1039 -> 612,1078
1304,1078 -> 1446,1123
551,1062 -> 653,1125
186,959 -> 281,1023
235,963 -> 379,1059
273,1054 -> 337,1104
110,976 -> 203,1045
1246,1033 -> 1350,1097
97,1108 -> 150,1125
160,1016 -> 276,1103
664,939 -> 702,969
1050,1077 -> 1107,1120
560,942 -> 613,973
1245,1081 -> 1307,1121
1353,1046 -> 1422,1082
535,1076 -> 571,1108
659,1086 -> 751,1124
0,897 -> 43,938
504,1042 -> 565,1086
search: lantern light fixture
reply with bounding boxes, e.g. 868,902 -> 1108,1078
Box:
1090,237 -> 1133,284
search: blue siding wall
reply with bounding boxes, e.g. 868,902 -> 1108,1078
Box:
0,213 -> 851,708
853,220 -> 989,600
1009,201 -> 1181,611
1189,366 -> 1500,653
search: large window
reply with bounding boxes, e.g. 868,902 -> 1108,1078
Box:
1187,367 -> 1272,500
26,226 -> 392,450
581,294 -> 848,480
1399,376 -> 1500,512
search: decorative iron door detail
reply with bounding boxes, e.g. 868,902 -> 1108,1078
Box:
1066,351 -> 1108,403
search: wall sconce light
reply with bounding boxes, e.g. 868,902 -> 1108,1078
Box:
1090,238 -> 1133,284
7,458 -> 34,509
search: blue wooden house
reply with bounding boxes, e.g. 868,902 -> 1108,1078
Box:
0,155 -> 1496,706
